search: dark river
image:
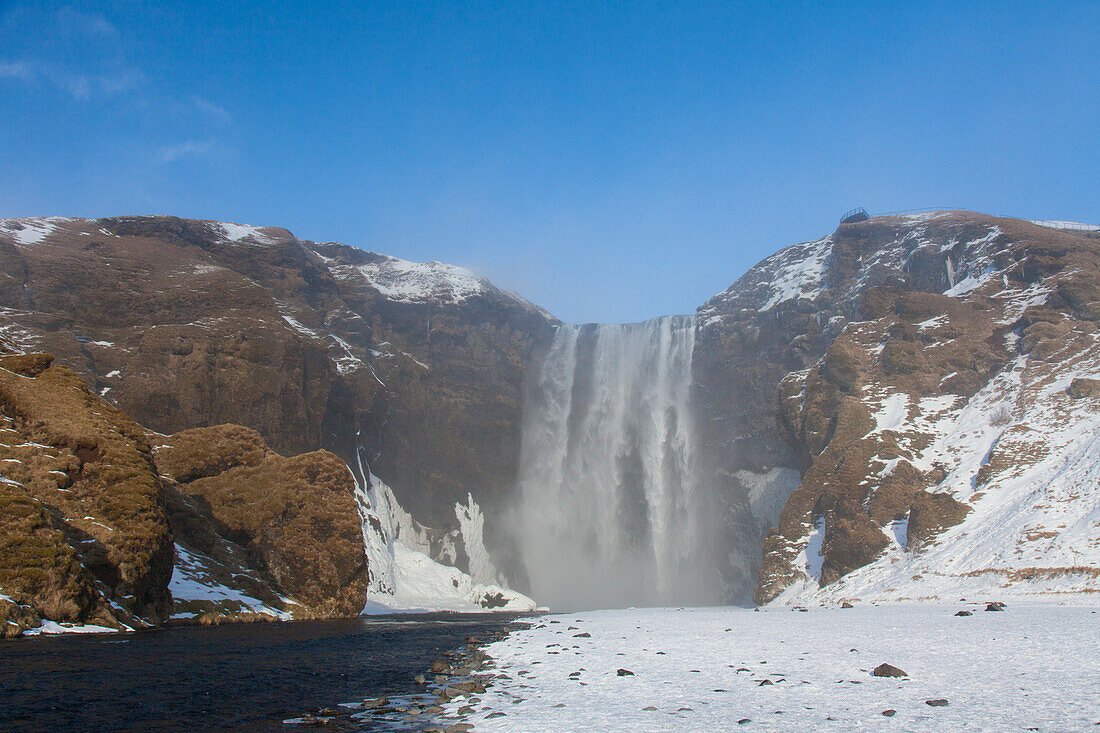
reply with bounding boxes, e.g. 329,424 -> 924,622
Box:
0,614 -> 524,731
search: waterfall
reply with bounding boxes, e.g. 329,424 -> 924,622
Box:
512,315 -> 721,610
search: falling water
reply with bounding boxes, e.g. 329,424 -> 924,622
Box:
512,315 -> 721,610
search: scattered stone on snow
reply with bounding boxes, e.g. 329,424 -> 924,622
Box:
872,663 -> 908,678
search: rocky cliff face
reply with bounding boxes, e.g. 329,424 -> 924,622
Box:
0,216 -> 555,545
694,212 -> 1100,604
3,211 -> 1097,614
0,350 -> 172,634
0,345 -> 367,635
155,424 -> 368,619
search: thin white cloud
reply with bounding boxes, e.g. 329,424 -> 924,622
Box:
0,8 -> 139,100
0,61 -> 33,80
47,67 -> 144,100
158,140 -> 214,163
191,95 -> 232,122
56,7 -> 118,37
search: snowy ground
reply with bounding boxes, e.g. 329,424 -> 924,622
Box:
450,602 -> 1100,732
361,542 -> 539,615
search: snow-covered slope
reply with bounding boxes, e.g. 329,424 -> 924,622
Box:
752,212 -> 1100,604
330,254 -> 488,304
776,339 -> 1100,604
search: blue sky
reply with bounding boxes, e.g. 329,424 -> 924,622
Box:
1,1 -> 1097,323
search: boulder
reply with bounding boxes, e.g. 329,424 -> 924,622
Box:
872,663 -> 908,678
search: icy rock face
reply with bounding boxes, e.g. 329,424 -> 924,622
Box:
512,316 -> 730,609
455,493 -> 508,587
692,211 -> 1100,605
351,449 -> 535,613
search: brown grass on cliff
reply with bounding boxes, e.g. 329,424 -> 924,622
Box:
154,423 -> 269,482
0,355 -> 173,628
156,427 -> 367,617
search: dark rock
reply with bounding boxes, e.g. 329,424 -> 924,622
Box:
955,610 -> 972,616
1068,377 -> 1100,399
441,687 -> 465,700
926,699 -> 950,707
986,601 -> 1007,612
616,669 -> 635,676
882,709 -> 897,717
841,602 -> 854,608
872,663 -> 907,678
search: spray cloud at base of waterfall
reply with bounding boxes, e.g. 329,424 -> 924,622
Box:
512,315 -> 725,610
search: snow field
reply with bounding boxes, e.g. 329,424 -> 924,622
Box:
457,603 -> 1100,732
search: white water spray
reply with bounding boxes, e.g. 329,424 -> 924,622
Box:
512,315 -> 721,610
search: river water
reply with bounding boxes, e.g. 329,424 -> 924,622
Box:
0,614 -> 523,731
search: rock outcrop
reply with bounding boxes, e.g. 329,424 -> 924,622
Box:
0,351 -> 172,635
0,346 -> 370,635
155,425 -> 368,619
693,212 -> 1100,604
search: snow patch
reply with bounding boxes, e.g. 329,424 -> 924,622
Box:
889,515 -> 909,548
757,236 -> 832,311
872,393 -> 909,433
916,315 -> 948,332
455,494 -> 506,587
22,620 -> 121,636
169,544 -> 292,620
0,217 -> 70,246
347,256 -> 488,304
1029,219 -> 1100,231
217,222 -> 275,244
